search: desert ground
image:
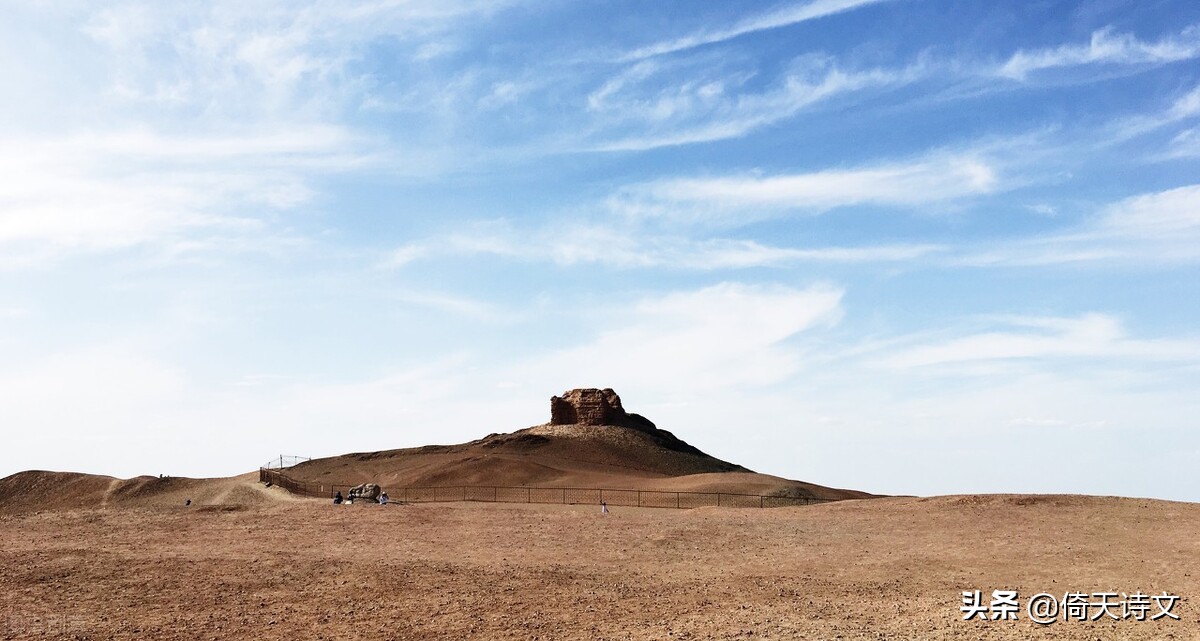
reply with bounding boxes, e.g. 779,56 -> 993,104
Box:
3,398 -> 1195,640
2,481 -> 1197,641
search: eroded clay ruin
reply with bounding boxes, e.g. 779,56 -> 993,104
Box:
549,388 -> 658,432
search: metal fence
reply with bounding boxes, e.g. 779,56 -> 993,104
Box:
261,455 -> 312,470
259,468 -> 833,509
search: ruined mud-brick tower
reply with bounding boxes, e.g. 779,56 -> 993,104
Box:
547,388 -> 720,459
549,388 -> 628,425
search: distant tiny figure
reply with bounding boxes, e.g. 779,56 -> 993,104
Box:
185,499 -> 191,507
333,491 -> 343,505
379,492 -> 389,505
601,500 -> 609,515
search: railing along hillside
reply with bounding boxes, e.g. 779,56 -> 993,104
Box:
261,455 -> 312,469
259,467 -> 833,509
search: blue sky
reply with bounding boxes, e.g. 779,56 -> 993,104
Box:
2,0 -> 1199,501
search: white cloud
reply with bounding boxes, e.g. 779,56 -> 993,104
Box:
1109,83 -> 1200,142
661,239 -> 942,268
958,245 -> 1122,267
1166,83 -> 1200,121
384,222 -> 943,270
414,40 -> 461,61
619,0 -> 893,62
589,59 -> 925,151
382,244 -> 436,268
960,184 -> 1200,266
0,2 -> 502,264
1166,127 -> 1200,158
389,290 -> 511,321
999,26 -> 1200,80
1094,183 -> 1200,238
593,26 -> 1200,150
516,282 -> 844,394
0,127 -> 372,258
586,61 -> 666,112
75,1 -> 517,117
874,313 -> 1200,369
613,152 -> 998,225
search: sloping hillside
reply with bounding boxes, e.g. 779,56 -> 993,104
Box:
285,422 -> 871,500
0,471 -> 298,514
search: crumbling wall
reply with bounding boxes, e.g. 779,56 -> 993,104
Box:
550,388 -> 645,426
545,387 -> 711,457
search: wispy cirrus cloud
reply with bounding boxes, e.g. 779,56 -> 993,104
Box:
587,57 -> 927,151
618,0 -> 894,62
0,126 -> 374,261
1166,127 -> 1200,158
0,1 -> 511,266
961,183 -> 1200,266
382,221 -> 942,271
590,24 -> 1200,151
660,239 -> 942,268
1129,83 -> 1200,158
1093,183 -> 1200,239
998,25 -> 1200,80
871,313 -> 1200,369
611,149 -> 1001,225
78,0 -> 517,117
1107,82 -> 1200,144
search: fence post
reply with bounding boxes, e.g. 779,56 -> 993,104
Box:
637,490 -> 641,507
760,496 -> 764,508
717,493 -> 721,507
676,493 -> 680,509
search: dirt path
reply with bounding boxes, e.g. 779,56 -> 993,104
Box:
98,478 -> 121,509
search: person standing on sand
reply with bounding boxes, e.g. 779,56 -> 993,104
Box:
379,491 -> 389,505
333,491 -> 343,505
601,500 -> 609,514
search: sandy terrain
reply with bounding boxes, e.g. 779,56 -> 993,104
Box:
1,419 -> 1192,639
2,486 -> 1196,640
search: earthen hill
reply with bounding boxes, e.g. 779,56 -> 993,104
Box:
0,388 -> 873,512
283,388 -> 870,500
